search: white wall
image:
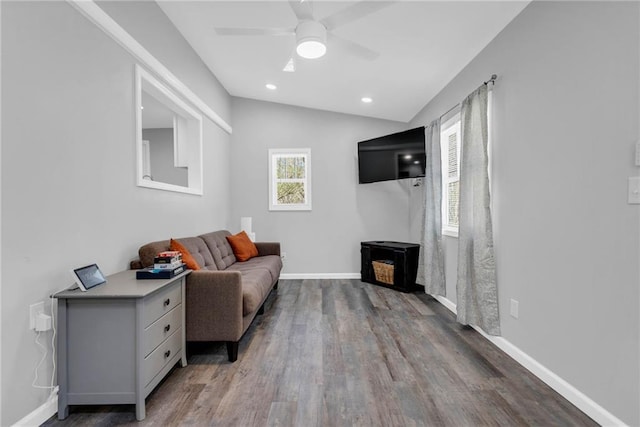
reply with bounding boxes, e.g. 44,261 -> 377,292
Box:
229,98 -> 410,275
408,2 -> 639,424
1,1 -> 231,424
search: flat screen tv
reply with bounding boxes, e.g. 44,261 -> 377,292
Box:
357,126 -> 426,184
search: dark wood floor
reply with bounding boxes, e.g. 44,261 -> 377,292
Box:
44,279 -> 597,426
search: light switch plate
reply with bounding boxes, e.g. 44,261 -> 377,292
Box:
510,299 -> 519,319
628,177 -> 640,204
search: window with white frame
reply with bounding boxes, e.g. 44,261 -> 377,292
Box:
268,148 -> 312,211
441,112 -> 461,237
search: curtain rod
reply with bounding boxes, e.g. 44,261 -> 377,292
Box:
436,74 -> 497,121
440,103 -> 460,120
484,74 -> 498,86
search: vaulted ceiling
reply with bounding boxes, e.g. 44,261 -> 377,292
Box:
159,1 -> 529,122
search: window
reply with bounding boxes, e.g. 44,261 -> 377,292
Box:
441,112 -> 461,237
268,148 -> 312,211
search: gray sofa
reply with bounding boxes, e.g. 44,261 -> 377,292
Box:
131,230 -> 282,362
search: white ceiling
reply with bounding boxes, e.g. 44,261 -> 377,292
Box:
158,1 -> 529,123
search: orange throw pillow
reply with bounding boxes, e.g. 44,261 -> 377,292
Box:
169,239 -> 200,271
226,231 -> 259,262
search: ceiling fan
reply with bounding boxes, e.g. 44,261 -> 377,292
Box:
214,0 -> 395,72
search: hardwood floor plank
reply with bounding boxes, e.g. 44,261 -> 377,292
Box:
321,374 -> 350,427
344,377 -> 377,426
361,283 -> 395,311
364,359 -> 409,426
293,383 -> 323,427
266,401 -> 297,427
43,280 -> 598,427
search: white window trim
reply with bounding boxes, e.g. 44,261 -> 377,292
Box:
268,148 -> 312,211
441,112 -> 461,238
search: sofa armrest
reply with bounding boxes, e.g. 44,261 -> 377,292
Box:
255,242 -> 281,257
185,270 -> 244,342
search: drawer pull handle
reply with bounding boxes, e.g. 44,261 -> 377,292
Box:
164,298 -> 170,306
164,350 -> 171,358
164,324 -> 171,333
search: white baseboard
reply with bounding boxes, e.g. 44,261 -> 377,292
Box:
433,295 -> 626,427
433,295 -> 457,314
280,273 -> 361,280
13,389 -> 58,427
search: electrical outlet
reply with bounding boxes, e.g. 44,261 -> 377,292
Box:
29,301 -> 45,330
510,299 -> 519,319
36,313 -> 52,331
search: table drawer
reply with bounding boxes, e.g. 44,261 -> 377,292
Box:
143,328 -> 182,387
143,281 -> 181,328
143,305 -> 182,357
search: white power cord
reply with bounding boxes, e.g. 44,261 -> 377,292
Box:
31,297 -> 56,394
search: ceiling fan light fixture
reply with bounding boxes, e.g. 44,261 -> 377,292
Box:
297,40 -> 326,59
296,20 -> 327,59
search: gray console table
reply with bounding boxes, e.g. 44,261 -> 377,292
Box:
54,269 -> 190,420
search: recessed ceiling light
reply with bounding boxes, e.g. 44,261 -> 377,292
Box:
404,154 -> 412,160
266,83 -> 277,90
361,97 -> 373,103
414,160 -> 420,164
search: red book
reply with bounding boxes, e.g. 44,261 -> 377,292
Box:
158,251 -> 181,258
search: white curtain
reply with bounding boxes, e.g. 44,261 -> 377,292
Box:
416,120 -> 446,296
456,84 -> 500,335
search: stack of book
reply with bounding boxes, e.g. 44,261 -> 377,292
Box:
136,250 -> 186,280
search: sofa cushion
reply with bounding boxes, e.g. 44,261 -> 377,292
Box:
226,231 -> 259,262
138,240 -> 171,268
199,231 -> 237,269
173,237 -> 218,271
240,268 -> 274,315
226,255 -> 283,284
169,239 -> 201,270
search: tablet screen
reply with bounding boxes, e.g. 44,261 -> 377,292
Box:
73,264 -> 107,291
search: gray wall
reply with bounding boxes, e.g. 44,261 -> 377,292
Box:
1,1 -> 231,424
408,2 -> 639,424
142,128 -> 188,187
229,98 -> 409,275
96,1 -> 230,117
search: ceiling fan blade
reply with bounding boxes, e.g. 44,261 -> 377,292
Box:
328,33 -> 379,61
321,1 -> 396,31
288,0 -> 314,21
215,27 -> 295,36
